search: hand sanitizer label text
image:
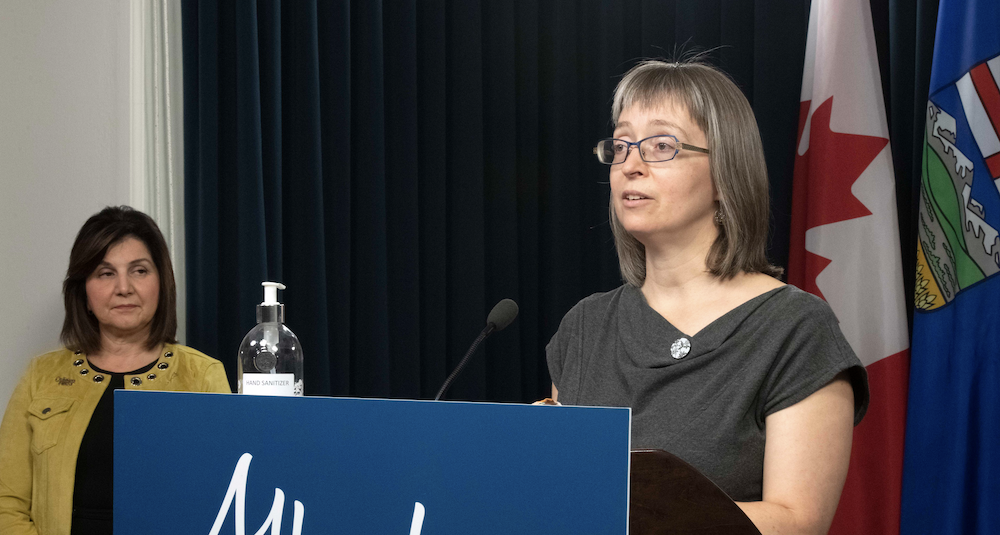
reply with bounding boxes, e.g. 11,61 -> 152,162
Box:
242,374 -> 295,396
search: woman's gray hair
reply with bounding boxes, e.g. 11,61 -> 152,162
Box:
609,60 -> 782,285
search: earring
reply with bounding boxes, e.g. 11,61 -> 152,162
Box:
715,208 -> 725,225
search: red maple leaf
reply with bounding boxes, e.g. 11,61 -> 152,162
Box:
788,96 -> 889,300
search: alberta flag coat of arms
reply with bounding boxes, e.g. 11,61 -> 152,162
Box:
916,57 -> 1000,307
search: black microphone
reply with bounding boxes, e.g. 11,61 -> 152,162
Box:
434,299 -> 519,401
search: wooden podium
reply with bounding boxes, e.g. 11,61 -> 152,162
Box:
630,449 -> 761,534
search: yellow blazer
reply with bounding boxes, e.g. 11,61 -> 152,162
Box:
0,344 -> 231,535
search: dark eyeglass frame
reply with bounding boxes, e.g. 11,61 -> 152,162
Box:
592,135 -> 710,164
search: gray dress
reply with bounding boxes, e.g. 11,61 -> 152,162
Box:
546,284 -> 869,501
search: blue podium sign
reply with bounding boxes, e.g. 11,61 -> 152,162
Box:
114,391 -> 630,535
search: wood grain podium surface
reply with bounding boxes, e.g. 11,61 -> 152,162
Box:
630,449 -> 761,534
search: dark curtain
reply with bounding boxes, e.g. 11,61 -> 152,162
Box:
182,0 -> 938,401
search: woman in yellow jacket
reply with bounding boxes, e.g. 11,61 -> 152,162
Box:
0,206 -> 231,535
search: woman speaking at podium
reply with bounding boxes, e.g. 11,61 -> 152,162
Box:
0,206 -> 230,535
546,60 -> 869,534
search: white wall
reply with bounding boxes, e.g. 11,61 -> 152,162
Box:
0,1 -> 132,407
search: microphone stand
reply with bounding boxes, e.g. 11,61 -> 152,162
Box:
434,323 -> 497,401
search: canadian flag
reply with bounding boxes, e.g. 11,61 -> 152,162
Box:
788,1 -> 911,534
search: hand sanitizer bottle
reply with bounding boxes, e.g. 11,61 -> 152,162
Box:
237,282 -> 304,396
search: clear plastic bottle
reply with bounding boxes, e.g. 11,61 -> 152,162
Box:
237,282 -> 304,396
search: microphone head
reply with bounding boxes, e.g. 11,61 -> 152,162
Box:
486,299 -> 519,332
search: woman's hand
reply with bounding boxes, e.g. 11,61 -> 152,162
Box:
737,371 -> 855,534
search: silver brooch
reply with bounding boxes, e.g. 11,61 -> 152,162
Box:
670,338 -> 691,359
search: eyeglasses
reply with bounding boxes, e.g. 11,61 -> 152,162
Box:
593,135 -> 710,165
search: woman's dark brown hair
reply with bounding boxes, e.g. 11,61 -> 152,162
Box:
61,206 -> 177,353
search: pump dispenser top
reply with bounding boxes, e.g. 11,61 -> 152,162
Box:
257,282 -> 286,323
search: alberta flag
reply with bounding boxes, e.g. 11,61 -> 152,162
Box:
789,0 -> 910,533
902,1 -> 1000,533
